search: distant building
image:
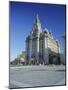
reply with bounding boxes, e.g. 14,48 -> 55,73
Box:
10,51 -> 26,65
26,15 -> 60,65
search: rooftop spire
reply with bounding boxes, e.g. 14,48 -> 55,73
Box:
35,14 -> 40,24
33,14 -> 42,32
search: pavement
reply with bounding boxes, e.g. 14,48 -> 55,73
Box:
9,65 -> 66,88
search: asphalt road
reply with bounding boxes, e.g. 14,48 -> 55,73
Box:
9,65 -> 66,88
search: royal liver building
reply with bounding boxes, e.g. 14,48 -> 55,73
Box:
26,15 -> 60,65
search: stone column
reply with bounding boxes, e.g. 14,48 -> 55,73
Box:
43,36 -> 49,64
29,38 -> 32,62
35,37 -> 39,64
39,39 -> 43,64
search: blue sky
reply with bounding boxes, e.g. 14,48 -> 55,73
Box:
10,1 -> 66,61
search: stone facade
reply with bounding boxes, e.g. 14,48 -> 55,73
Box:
62,33 -> 66,64
26,15 -> 60,65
